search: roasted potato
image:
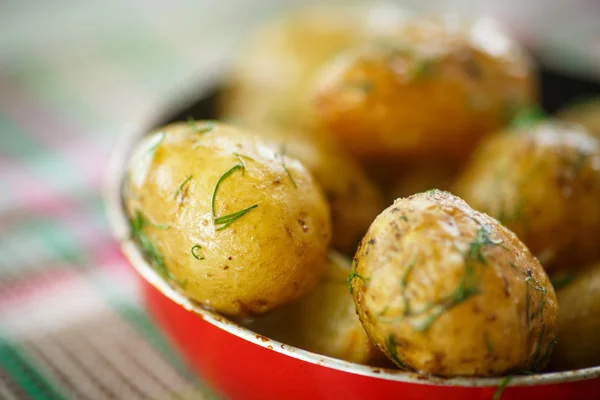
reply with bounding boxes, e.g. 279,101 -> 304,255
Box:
557,98 -> 600,138
256,126 -> 384,253
551,262 -> 600,370
351,190 -> 557,376
244,251 -> 386,365
220,3 -> 410,130
312,15 -> 537,162
454,121 -> 600,270
124,121 -> 331,316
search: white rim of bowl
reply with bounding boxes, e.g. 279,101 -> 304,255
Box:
103,85 -> 600,389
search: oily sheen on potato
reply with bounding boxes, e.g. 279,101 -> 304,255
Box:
124,121 -> 331,317
350,191 -> 557,377
454,121 -> 600,270
244,252 -> 386,365
312,15 -> 536,162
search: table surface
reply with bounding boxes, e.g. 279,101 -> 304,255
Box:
0,1 -> 598,399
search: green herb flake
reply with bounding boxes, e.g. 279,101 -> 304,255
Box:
493,375 -> 513,400
531,323 -> 546,372
385,335 -> 407,369
129,210 -> 177,283
211,163 -> 259,231
508,104 -> 546,129
400,258 -> 416,316
347,259 -> 370,294
191,245 -> 205,260
149,132 -> 166,153
276,147 -> 297,188
187,117 -> 214,134
400,215 -> 409,222
173,175 -> 193,200
410,58 -> 435,80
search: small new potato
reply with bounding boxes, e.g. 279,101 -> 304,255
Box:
244,252 -> 386,365
312,15 -> 537,162
454,122 -> 600,270
351,191 -> 557,377
220,3 -> 410,130
551,262 -> 600,370
124,121 -> 332,316
256,126 -> 384,253
557,98 -> 600,138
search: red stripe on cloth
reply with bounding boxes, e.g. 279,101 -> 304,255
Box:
0,153 -> 112,260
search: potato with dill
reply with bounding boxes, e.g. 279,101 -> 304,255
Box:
557,97 -> 600,138
312,15 -> 536,162
453,121 -> 600,270
350,190 -> 557,377
244,252 -> 386,365
124,121 -> 332,316
220,3 -> 409,130
550,262 -> 600,370
255,126 -> 384,254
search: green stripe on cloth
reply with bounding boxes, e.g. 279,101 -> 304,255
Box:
0,336 -> 66,400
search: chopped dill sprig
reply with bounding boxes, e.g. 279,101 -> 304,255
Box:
149,132 -> 166,153
276,147 -> 297,188
510,262 -> 547,324
531,324 -> 546,372
214,205 -> 259,231
191,245 -> 205,260
508,104 -> 546,129
129,210 -> 177,283
400,258 -> 416,316
411,223 -> 504,332
410,58 -> 435,80
385,335 -> 407,369
400,215 -> 409,222
347,259 -> 370,294
211,163 -> 259,231
493,375 -> 513,400
187,116 -> 214,134
173,175 -> 193,200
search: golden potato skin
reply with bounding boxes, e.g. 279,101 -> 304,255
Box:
220,3 -> 409,130
351,191 -> 557,377
255,126 -> 384,254
557,98 -> 600,138
551,262 -> 600,370
312,15 -> 537,162
454,122 -> 600,270
124,121 -> 331,316
244,252 -> 386,365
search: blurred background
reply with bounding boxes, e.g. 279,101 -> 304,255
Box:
0,1 -> 599,399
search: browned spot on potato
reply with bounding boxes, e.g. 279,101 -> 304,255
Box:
223,265 -> 229,270
285,226 -> 293,237
298,212 -> 309,232
228,256 -> 233,260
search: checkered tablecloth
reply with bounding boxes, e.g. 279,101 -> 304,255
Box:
1,1 -> 598,399
0,1 -> 294,398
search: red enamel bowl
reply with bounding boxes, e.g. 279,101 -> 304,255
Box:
105,75 -> 600,399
